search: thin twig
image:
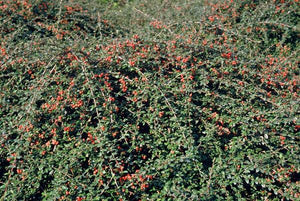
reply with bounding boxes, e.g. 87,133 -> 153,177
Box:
0,158 -> 17,201
206,157 -> 216,195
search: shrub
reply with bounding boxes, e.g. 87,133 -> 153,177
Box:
0,0 -> 299,200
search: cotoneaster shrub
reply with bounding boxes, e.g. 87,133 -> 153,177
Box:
0,0 -> 299,200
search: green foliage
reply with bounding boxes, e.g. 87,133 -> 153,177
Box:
0,0 -> 299,200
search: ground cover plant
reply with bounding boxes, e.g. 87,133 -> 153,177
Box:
0,0 -> 299,200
